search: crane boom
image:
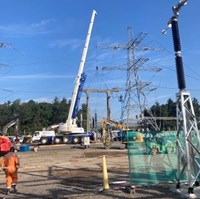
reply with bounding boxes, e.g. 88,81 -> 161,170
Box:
58,10 -> 97,133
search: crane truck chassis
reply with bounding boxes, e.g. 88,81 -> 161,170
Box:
32,130 -> 94,145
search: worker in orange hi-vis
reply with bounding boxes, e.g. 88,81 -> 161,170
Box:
1,148 -> 20,195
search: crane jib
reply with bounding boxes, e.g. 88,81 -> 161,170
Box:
66,10 -> 96,123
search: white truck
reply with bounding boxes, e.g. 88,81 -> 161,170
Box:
32,131 -> 70,145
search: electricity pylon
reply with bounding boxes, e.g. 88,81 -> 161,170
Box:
98,27 -> 162,129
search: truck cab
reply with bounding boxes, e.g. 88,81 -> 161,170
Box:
32,131 -> 55,144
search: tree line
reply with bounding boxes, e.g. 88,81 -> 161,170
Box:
145,97 -> 200,130
1,97 -> 200,135
0,97 -> 87,135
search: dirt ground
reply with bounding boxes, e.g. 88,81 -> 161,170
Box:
0,142 -> 188,199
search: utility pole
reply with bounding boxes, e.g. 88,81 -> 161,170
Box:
82,88 -> 120,131
163,0 -> 200,193
85,91 -> 90,131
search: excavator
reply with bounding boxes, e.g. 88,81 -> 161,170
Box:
2,118 -> 19,135
101,118 -> 128,149
101,117 -> 144,149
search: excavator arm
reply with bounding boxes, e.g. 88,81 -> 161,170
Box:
2,118 -> 19,135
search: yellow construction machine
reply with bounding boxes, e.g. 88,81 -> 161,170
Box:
101,117 -> 128,148
101,117 -> 144,149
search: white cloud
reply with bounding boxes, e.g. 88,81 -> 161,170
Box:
0,18 -> 56,36
29,97 -> 53,103
49,38 -> 83,49
31,19 -> 55,28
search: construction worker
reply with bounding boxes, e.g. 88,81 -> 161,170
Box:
1,147 -> 20,195
15,134 -> 20,144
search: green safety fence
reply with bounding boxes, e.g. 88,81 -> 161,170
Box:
126,131 -> 187,186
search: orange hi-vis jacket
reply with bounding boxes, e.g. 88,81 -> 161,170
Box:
1,152 -> 20,188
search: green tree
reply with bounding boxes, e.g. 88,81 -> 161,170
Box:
51,97 -> 69,124
167,98 -> 176,117
0,101 -> 12,130
38,102 -> 53,127
20,100 -> 38,133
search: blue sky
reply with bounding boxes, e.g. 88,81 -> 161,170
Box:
0,0 -> 200,121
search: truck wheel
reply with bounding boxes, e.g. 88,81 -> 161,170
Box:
63,137 -> 69,144
41,138 -> 48,144
54,137 -> 61,144
72,137 -> 80,144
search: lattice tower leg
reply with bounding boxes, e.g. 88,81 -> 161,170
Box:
176,91 -> 200,192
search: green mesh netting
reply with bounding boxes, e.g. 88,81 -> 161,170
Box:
126,131 -> 187,186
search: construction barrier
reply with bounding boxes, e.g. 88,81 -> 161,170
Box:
19,144 -> 30,152
126,131 -> 187,186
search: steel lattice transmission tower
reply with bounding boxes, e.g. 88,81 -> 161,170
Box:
163,0 -> 200,193
98,27 -> 162,128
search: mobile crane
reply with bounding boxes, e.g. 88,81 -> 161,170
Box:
57,10 -> 97,144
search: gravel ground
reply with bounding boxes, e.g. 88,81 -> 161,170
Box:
0,143 -> 189,199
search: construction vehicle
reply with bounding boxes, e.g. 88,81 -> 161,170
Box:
32,130 -> 71,145
0,119 -> 18,155
102,119 -> 175,153
101,117 -> 144,148
32,131 -> 55,144
0,136 -> 14,156
2,118 -> 19,135
30,124 -> 68,145
57,10 -> 97,144
0,118 -> 19,157
101,117 -> 128,148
